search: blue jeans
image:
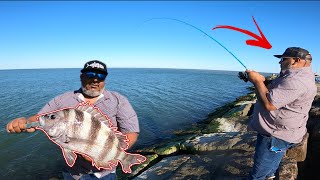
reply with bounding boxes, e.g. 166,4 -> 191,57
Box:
247,134 -> 295,180
62,172 -> 116,180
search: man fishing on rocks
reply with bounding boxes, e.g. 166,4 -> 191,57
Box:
6,60 -> 143,180
244,47 -> 316,180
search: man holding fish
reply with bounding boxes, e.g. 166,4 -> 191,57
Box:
6,60 -> 143,179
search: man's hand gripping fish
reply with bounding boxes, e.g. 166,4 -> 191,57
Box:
27,102 -> 146,173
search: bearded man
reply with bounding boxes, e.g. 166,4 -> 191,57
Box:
6,60 -> 140,180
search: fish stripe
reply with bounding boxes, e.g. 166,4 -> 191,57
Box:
113,144 -> 123,162
83,116 -> 102,154
70,110 -> 82,135
75,109 -> 85,122
99,132 -> 116,161
90,116 -> 101,141
63,109 -> 70,119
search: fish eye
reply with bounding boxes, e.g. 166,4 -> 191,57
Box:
50,115 -> 56,120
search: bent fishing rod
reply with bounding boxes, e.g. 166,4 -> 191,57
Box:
142,18 -> 248,70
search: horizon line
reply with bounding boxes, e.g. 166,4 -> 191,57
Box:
0,67 -> 277,74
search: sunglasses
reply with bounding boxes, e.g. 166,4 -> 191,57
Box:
84,72 -> 107,80
279,57 -> 294,63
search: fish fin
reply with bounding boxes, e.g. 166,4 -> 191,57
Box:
95,161 -> 116,171
119,153 -> 147,174
76,103 -> 114,127
115,133 -> 129,150
63,149 -> 77,167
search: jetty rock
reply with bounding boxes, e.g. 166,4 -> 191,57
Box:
119,89 -> 317,179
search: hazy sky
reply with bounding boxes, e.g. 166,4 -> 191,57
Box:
0,1 -> 319,73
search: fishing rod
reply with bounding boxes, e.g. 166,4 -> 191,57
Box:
142,18 -> 248,69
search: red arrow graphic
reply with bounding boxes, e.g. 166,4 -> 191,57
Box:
212,16 -> 272,49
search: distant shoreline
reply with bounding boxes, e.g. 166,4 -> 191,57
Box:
0,67 -> 278,74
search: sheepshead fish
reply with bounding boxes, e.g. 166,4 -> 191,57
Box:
32,102 -> 146,173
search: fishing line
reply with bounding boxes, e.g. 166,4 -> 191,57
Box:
142,18 -> 247,69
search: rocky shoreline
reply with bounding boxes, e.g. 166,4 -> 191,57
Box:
117,83 -> 320,180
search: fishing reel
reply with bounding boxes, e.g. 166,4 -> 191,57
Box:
238,72 -> 248,83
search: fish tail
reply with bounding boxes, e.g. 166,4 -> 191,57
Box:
119,152 -> 147,173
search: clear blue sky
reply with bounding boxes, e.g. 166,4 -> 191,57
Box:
0,1 -> 319,73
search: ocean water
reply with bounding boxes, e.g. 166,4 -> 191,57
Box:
0,68 -> 252,178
